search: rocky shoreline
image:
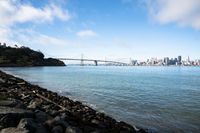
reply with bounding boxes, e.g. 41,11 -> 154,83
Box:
0,70 -> 147,133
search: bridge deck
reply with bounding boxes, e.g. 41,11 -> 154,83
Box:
57,58 -> 127,65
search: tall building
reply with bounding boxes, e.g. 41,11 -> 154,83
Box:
131,60 -> 137,66
178,56 -> 181,62
151,58 -> 157,65
164,57 -> 169,65
187,56 -> 190,62
178,56 -> 182,65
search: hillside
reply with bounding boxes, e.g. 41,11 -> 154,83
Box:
0,45 -> 65,67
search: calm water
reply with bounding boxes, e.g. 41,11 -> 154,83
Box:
1,66 -> 200,133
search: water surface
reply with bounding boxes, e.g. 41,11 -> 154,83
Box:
1,66 -> 200,133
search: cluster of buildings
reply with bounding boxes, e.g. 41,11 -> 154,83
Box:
131,56 -> 200,66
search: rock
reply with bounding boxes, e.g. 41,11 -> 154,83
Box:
17,118 -> 37,133
0,99 -> 25,108
35,110 -> 51,123
136,129 -> 147,133
9,77 -> 17,81
17,118 -> 48,133
0,106 -> 34,128
27,98 -> 42,109
0,78 -> 5,83
72,111 -> 82,120
118,121 -> 136,132
17,82 -> 26,85
0,100 -> 14,106
65,126 -> 82,133
82,126 -> 101,133
90,131 -> 101,133
45,116 -> 69,129
51,125 -> 64,133
0,127 -> 29,133
21,94 -> 30,100
90,119 -> 106,129
91,119 -> 100,125
48,110 -> 59,117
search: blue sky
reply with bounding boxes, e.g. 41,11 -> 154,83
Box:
0,0 -> 200,61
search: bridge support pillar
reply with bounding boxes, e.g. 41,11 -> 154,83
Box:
94,60 -> 98,66
81,54 -> 84,66
81,59 -> 84,66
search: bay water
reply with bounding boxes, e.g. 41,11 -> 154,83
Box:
1,66 -> 200,133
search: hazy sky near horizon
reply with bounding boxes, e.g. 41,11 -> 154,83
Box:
0,0 -> 200,61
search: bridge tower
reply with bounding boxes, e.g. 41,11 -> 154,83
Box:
81,54 -> 84,66
94,60 -> 98,66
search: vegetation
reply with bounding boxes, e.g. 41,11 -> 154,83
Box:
0,45 -> 65,67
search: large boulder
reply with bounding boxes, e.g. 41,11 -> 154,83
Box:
35,110 -> 52,123
65,126 -> 82,133
0,127 -> 28,133
0,106 -> 34,128
0,99 -> 25,108
44,116 -> 69,129
51,125 -> 64,133
17,118 -> 48,133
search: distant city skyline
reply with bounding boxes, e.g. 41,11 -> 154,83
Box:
130,55 -> 200,66
0,0 -> 200,60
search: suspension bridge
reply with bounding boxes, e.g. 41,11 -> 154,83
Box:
57,58 -> 129,66
43,52 -> 131,66
54,54 -> 130,66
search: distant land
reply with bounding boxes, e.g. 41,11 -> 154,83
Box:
0,44 -> 65,67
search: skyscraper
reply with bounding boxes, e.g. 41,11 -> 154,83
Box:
164,57 -> 169,65
187,56 -> 190,62
178,56 -> 182,65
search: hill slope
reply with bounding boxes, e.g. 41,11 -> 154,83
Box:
0,45 -> 65,67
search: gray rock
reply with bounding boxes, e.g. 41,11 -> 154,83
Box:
90,131 -> 101,133
45,116 -> 69,129
17,82 -> 26,85
17,118 -> 37,132
0,99 -> 25,108
27,99 -> 42,109
91,119 -> 100,125
0,127 -> 28,133
0,106 -> 34,127
0,100 -> 15,107
35,110 -> 51,123
0,78 -> 5,83
51,125 -> 64,133
82,126 -> 101,133
0,106 -> 32,115
65,126 -> 82,133
118,121 -> 136,132
17,118 -> 48,133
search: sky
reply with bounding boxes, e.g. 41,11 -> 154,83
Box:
0,0 -> 200,61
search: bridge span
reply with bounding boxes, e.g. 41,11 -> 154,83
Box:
57,58 -> 128,66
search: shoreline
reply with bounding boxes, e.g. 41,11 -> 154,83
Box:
0,70 -> 147,133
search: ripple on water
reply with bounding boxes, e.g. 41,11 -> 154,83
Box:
1,66 -> 200,133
